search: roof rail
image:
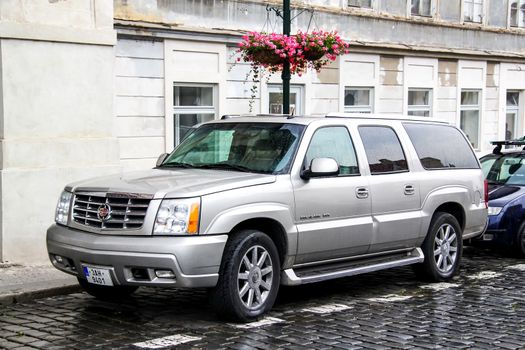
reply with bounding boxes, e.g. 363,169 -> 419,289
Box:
490,139 -> 525,155
325,112 -> 448,124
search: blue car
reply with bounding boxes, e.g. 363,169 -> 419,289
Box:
479,140 -> 525,256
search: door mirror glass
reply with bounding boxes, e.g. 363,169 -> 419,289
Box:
302,158 -> 339,179
156,153 -> 169,167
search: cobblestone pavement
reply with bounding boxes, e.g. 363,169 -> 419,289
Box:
1,247 -> 524,350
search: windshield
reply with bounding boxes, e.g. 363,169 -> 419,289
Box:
481,154 -> 525,185
160,122 -> 305,174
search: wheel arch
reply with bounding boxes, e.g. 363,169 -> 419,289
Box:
230,218 -> 288,268
434,202 -> 466,231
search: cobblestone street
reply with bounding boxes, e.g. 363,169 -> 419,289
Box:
1,247 -> 524,350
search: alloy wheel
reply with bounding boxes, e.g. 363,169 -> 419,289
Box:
433,223 -> 458,273
237,245 -> 273,310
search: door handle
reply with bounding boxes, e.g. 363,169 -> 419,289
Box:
404,185 -> 415,195
356,187 -> 369,199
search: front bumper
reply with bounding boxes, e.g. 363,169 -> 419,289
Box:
46,224 -> 228,288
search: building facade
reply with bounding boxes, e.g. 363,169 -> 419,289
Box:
1,0 -> 525,263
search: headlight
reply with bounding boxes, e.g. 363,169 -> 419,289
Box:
55,190 -> 72,225
487,206 -> 503,216
153,198 -> 200,235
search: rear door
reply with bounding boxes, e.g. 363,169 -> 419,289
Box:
357,124 -> 422,253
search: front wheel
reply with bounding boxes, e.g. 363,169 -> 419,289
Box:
515,221 -> 525,257
77,278 -> 138,300
414,212 -> 463,281
210,230 -> 280,322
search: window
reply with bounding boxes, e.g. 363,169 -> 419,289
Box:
460,90 -> 481,149
506,91 -> 520,140
348,0 -> 372,8
344,88 -> 373,113
403,123 -> 479,169
173,84 -> 217,147
464,0 -> 484,23
268,84 -> 303,115
408,89 -> 432,117
305,127 -> 359,175
510,0 -> 525,27
411,0 -> 432,16
358,126 -> 409,174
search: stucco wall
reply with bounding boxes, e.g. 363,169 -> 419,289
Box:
0,0 -> 120,263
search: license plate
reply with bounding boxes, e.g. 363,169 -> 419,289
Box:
483,233 -> 494,241
82,265 -> 114,286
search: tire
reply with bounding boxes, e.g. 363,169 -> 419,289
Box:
515,221 -> 525,258
414,212 -> 463,282
210,229 -> 281,322
77,277 -> 138,300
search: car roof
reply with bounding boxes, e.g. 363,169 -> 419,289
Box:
214,113 -> 450,126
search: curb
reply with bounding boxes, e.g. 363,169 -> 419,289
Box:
0,285 -> 82,307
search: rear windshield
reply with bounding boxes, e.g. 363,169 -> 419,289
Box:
481,154 -> 525,186
403,123 -> 479,170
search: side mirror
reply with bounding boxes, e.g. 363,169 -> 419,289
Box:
156,153 -> 169,167
301,158 -> 339,179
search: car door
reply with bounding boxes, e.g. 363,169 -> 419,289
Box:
291,125 -> 373,264
357,124 -> 422,253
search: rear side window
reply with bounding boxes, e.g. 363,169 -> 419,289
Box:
403,123 -> 479,169
359,126 -> 409,174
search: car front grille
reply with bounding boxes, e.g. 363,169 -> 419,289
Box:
72,193 -> 151,230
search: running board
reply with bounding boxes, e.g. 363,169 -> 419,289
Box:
282,248 -> 424,286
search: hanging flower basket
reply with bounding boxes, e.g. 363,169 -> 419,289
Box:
303,47 -> 325,61
250,48 -> 285,65
238,30 -> 349,75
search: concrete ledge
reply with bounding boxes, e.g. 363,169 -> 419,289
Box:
0,22 -> 116,46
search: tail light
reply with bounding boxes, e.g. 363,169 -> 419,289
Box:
484,179 -> 489,208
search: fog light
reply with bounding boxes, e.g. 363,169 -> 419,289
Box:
55,255 -> 64,264
155,269 -> 175,279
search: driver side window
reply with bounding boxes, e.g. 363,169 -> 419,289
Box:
305,126 -> 359,176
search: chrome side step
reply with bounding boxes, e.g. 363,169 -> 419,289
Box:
281,248 -> 424,286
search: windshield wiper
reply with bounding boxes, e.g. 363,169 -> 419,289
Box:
195,163 -> 255,173
158,162 -> 195,169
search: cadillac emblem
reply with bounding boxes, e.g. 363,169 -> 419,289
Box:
97,204 -> 112,221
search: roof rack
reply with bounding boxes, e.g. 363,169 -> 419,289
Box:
491,139 -> 525,155
221,114 -> 295,120
325,112 -> 448,124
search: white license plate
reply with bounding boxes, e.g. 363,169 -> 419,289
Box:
82,265 -> 114,286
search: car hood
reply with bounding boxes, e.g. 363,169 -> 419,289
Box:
66,168 -> 276,199
488,184 -> 525,207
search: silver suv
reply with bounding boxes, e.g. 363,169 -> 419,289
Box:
47,114 -> 488,321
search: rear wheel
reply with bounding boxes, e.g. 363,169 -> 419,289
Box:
77,278 -> 138,300
210,229 -> 280,322
414,212 -> 462,281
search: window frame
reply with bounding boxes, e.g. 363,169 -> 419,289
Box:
407,88 -> 433,117
358,125 -> 410,175
409,0 -> 434,17
345,0 -> 376,10
506,90 -> 521,141
509,0 -> 525,28
267,84 -> 304,115
303,125 -> 361,178
462,0 -> 485,24
173,83 -> 218,146
459,89 -> 482,150
344,87 -> 374,113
